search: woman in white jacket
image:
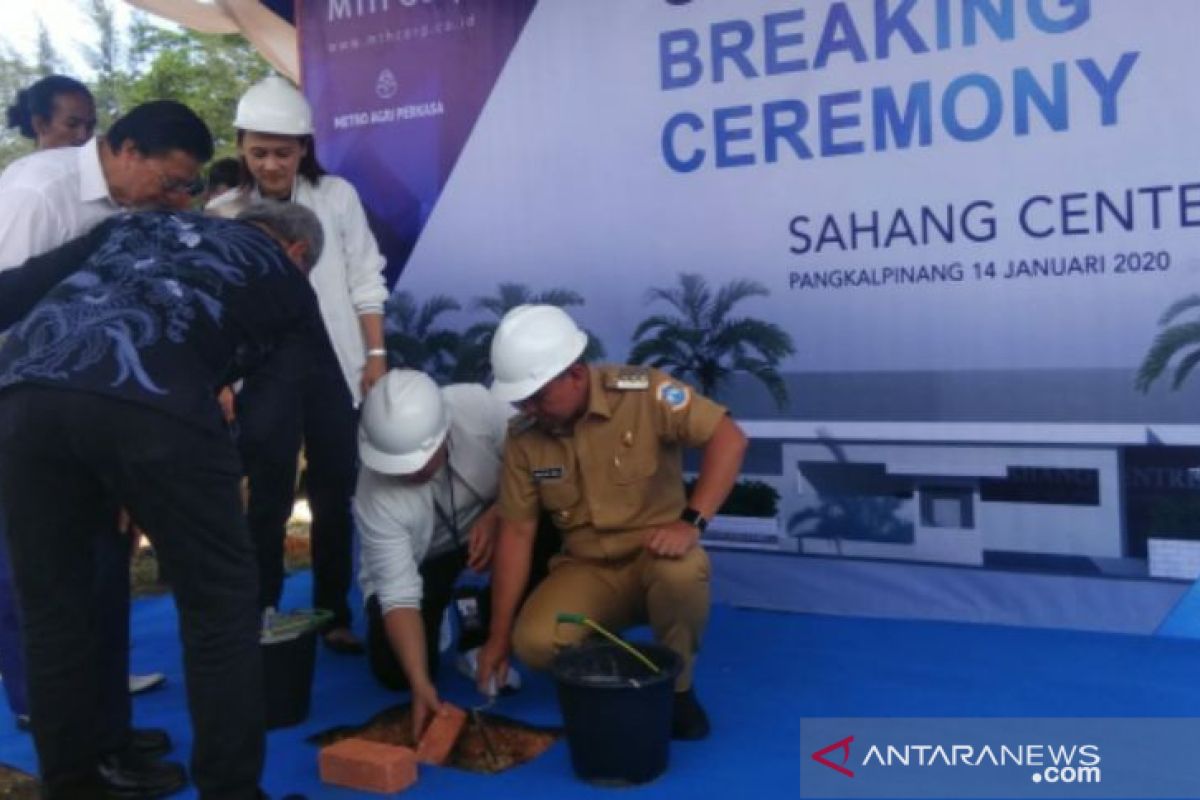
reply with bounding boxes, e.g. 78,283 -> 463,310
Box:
211,75 -> 388,652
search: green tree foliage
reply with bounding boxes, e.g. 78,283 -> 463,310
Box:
0,3 -> 270,173
1136,294 -> 1200,392
117,20 -> 269,158
384,291 -> 462,383
35,21 -> 62,76
0,44 -> 38,165
84,0 -> 123,126
630,272 -> 795,408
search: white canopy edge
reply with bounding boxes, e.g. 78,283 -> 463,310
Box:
122,0 -> 299,82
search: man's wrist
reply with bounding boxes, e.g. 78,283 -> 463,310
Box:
680,506 -> 708,533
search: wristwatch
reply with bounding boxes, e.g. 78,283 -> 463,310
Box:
680,506 -> 708,533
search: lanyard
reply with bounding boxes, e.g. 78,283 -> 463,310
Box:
431,449 -> 463,549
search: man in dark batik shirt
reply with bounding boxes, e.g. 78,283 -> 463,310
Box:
0,202 -> 323,800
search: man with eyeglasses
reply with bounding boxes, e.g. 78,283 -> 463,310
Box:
0,99 -> 213,799
0,99 -> 211,260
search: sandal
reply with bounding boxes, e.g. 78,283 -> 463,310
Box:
322,627 -> 364,655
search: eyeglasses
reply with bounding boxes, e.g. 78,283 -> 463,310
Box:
148,161 -> 204,197
160,174 -> 205,198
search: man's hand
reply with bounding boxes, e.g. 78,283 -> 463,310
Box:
217,386 -> 236,424
360,355 -> 387,397
475,635 -> 510,696
645,519 -> 701,558
410,680 -> 442,740
466,506 -> 499,572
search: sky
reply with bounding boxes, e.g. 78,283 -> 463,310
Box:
0,0 -> 152,77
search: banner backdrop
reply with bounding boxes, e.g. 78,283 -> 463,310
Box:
299,0 -> 535,284
300,0 -> 1200,631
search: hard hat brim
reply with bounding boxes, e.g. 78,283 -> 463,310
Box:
490,329 -> 588,403
358,423 -> 449,476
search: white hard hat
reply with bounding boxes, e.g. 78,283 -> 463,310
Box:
490,305 -> 588,402
234,75 -> 314,136
359,370 -> 449,475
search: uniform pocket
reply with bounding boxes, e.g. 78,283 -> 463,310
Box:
611,446 -> 658,485
539,478 -> 580,511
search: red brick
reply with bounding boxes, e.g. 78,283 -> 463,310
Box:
416,703 -> 467,766
318,738 -> 418,794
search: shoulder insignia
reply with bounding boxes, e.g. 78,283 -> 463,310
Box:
607,366 -> 650,391
657,381 -> 691,411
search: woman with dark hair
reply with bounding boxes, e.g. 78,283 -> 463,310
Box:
5,74 -> 96,150
202,156 -> 242,205
209,75 -> 388,654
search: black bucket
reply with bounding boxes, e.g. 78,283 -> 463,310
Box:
552,641 -> 681,786
261,610 -> 328,729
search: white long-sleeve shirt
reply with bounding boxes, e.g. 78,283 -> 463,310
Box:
210,174 -> 388,403
0,137 -> 117,269
355,384 -> 514,613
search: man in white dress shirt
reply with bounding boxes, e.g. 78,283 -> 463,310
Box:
0,100 -> 212,800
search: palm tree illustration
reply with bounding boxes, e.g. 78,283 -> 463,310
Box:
383,291 -> 462,383
452,282 -> 605,382
629,273 -> 794,408
1136,295 -> 1200,392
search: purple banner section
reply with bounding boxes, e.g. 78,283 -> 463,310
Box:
298,0 -> 536,286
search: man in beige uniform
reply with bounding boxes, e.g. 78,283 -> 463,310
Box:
476,305 -> 748,740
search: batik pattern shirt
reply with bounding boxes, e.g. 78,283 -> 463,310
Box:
0,211 -> 322,431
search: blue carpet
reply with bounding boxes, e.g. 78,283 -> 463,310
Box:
3,569 -> 1200,798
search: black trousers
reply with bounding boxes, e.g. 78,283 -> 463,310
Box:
366,515 -> 560,690
0,387 -> 264,799
237,339 -> 358,628
0,512 -> 130,744
366,547 -> 473,690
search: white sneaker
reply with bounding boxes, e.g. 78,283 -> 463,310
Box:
128,673 -> 166,695
456,646 -> 521,692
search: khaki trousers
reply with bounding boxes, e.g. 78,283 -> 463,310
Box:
511,545 -> 710,691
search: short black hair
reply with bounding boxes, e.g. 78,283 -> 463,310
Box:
5,75 -> 93,140
206,157 -> 241,193
107,100 -> 214,163
235,130 -> 327,187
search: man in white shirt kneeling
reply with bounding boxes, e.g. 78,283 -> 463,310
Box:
355,370 -> 531,737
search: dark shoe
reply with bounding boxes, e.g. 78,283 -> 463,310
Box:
671,688 -> 711,741
129,728 -> 173,760
96,751 -> 187,799
41,773 -> 107,799
322,627 -> 364,655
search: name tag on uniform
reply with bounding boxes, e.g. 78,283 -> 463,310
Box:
612,367 -> 650,390
532,466 -> 564,482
